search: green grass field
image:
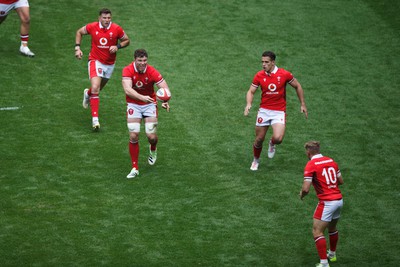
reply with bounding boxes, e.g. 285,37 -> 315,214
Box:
1,0 -> 399,266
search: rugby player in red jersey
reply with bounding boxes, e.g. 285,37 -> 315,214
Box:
75,8 -> 130,130
244,51 -> 307,170
122,49 -> 171,179
300,141 -> 344,267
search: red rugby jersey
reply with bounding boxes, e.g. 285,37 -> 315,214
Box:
304,154 -> 343,201
251,66 -> 294,111
122,63 -> 164,105
85,21 -> 125,65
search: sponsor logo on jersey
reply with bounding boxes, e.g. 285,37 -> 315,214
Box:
268,83 -> 277,91
135,81 -> 144,88
99,37 -> 107,46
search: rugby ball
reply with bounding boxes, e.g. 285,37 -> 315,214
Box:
156,88 -> 171,102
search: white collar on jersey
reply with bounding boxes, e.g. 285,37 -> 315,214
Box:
133,62 -> 147,73
99,21 -> 112,30
265,65 -> 278,76
311,154 -> 323,160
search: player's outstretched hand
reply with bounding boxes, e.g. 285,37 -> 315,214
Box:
162,102 -> 170,112
244,105 -> 251,116
75,47 -> 83,59
141,95 -> 155,104
75,49 -> 83,60
109,45 -> 118,54
299,189 -> 308,200
301,105 -> 308,119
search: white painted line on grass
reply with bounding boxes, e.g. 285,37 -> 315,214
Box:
0,106 -> 21,111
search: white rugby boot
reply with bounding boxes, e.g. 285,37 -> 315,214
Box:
92,117 -> 100,131
250,160 -> 259,171
148,146 -> 157,165
127,168 -> 139,179
20,45 -> 35,57
82,89 -> 90,109
267,139 -> 276,158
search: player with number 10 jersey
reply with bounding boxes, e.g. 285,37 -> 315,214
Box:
303,155 -> 342,201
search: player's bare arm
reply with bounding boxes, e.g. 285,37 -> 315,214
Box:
74,26 -> 87,60
337,173 -> 344,185
109,33 -> 130,54
122,78 -> 155,103
244,85 -> 257,116
289,78 -> 308,119
299,180 -> 312,200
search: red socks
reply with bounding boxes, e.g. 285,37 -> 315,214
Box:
314,235 -> 327,260
150,143 -> 157,152
329,231 -> 339,252
253,144 -> 262,159
20,34 -> 29,42
90,93 -> 99,118
129,140 -> 139,169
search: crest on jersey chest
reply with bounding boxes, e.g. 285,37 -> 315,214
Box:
264,75 -> 281,83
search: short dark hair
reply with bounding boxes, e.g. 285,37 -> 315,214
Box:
304,141 -> 320,154
99,8 -> 112,16
262,51 -> 276,61
134,49 -> 148,59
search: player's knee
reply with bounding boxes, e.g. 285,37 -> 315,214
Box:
272,136 -> 283,144
20,16 -> 30,24
312,228 -> 321,237
129,138 -> 138,144
129,133 -> 139,142
90,83 -> 101,93
18,11 -> 30,24
90,87 -> 100,94
328,220 -> 339,232
255,137 -> 265,146
312,224 -> 326,238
